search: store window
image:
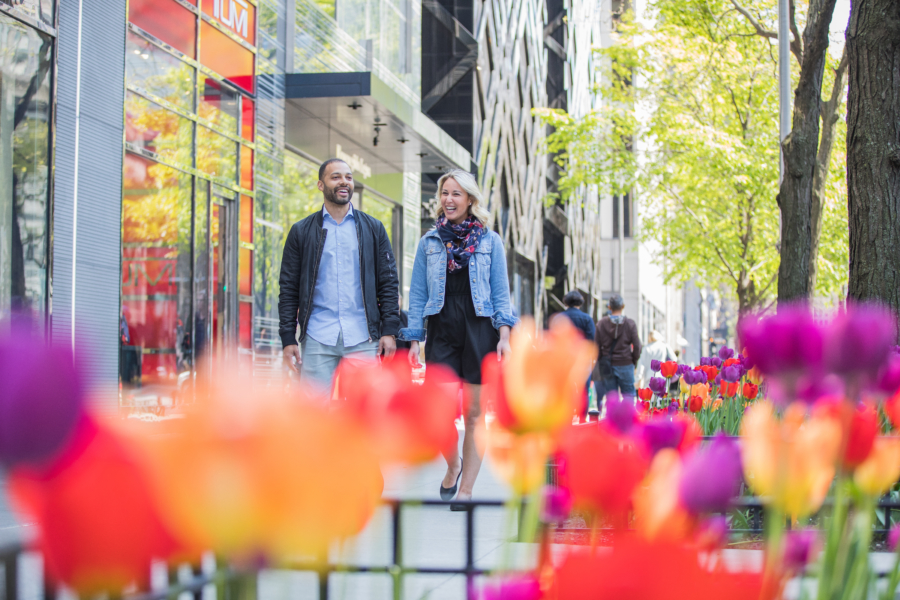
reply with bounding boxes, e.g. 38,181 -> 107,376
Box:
121,156 -> 193,392
0,14 -> 53,324
122,0 -> 257,401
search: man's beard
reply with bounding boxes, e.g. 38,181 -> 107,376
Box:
324,185 -> 353,205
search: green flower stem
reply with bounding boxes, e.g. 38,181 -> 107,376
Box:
763,505 -> 786,593
818,476 -> 850,600
838,497 -> 874,600
880,523 -> 900,600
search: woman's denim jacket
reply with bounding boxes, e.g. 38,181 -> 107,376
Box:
399,228 -> 518,342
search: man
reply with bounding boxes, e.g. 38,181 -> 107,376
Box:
637,329 -> 675,387
594,294 -> 642,401
278,158 -> 400,394
557,290 -> 595,341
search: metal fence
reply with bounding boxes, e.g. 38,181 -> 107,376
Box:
2,496 -> 900,600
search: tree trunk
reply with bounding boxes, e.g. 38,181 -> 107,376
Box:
776,0 -> 838,305
808,48 -> 848,293
846,0 -> 900,313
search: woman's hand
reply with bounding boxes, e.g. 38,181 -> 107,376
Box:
496,326 -> 511,360
408,341 -> 421,367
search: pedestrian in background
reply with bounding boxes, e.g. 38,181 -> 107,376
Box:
593,294 -> 642,403
278,158 -> 401,398
400,169 -> 517,510
557,290 -> 595,341
637,329 -> 675,387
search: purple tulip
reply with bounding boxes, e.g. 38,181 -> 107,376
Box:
722,365 -> 741,383
783,530 -> 817,572
651,359 -> 661,372
738,307 -> 825,376
649,377 -> 668,396
880,355 -> 900,394
718,347 -> 734,360
668,400 -> 679,415
0,331 -> 85,467
694,370 -> 709,385
714,373 -> 722,386
605,391 -> 637,434
641,418 -> 685,455
739,353 -> 754,370
681,370 -> 696,386
541,485 -> 573,523
786,374 -> 845,405
479,574 -> 542,600
700,357 -> 711,367
678,433 -> 742,514
826,304 -> 897,381
710,356 -> 723,369
889,524 -> 900,551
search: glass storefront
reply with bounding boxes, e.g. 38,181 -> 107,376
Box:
0,12 -> 54,326
121,0 -> 256,403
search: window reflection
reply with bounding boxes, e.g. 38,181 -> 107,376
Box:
126,32 -> 195,112
3,0 -> 54,28
0,15 -> 53,323
126,91 -> 194,169
129,0 -> 197,59
199,77 -> 239,135
121,154 -> 193,401
197,125 -> 237,183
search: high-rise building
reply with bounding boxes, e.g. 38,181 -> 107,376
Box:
0,0 -> 609,410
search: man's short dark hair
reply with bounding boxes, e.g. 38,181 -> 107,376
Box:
608,293 -> 625,310
563,290 -> 584,308
318,158 -> 350,181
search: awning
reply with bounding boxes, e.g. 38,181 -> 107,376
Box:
283,71 -> 472,176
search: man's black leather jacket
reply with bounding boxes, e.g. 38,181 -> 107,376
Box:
278,207 -> 401,348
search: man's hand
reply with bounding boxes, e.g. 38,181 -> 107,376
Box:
379,335 -> 396,359
283,345 -> 301,373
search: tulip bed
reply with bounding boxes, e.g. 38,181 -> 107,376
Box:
4,305 -> 900,599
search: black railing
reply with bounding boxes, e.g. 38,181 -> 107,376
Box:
2,496 -> 899,600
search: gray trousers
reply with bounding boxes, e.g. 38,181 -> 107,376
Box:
300,331 -> 379,396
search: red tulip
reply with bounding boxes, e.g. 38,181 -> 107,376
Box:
687,396 -> 703,413
337,356 -> 460,464
843,402 -> 879,468
637,388 -> 653,401
9,417 -> 180,593
887,390 -> 900,431
723,357 -> 741,368
699,365 -> 719,382
660,361 -> 678,378
742,382 -> 759,400
558,423 -> 649,524
547,536 -> 763,600
721,381 -> 739,398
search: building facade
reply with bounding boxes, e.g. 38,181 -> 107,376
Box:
0,0 -> 610,410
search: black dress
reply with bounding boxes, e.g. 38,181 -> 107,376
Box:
425,265 -> 500,385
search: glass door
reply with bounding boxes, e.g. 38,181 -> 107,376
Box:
211,185 -> 238,359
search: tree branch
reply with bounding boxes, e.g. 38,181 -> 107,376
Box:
730,0 -> 803,63
729,0 -> 777,40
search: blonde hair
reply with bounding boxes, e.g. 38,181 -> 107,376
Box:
433,169 -> 492,227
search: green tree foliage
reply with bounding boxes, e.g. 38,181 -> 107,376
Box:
536,0 -> 849,314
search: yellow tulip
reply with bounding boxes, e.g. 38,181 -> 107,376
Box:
854,437 -> 900,496
499,317 -> 597,434
741,401 -> 841,519
679,376 -> 691,395
483,425 -> 553,495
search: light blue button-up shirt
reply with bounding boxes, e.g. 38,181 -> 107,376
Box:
306,204 -> 369,347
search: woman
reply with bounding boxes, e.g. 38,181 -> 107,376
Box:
400,170 -> 517,509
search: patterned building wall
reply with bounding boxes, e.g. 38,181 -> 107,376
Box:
473,0 -> 550,324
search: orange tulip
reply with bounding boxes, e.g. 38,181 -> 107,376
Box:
483,317 -> 596,435
741,402 -> 841,519
854,437 -> 900,496
9,417 -> 181,593
633,449 -> 693,541
336,356 -> 459,464
692,382 -> 710,402
742,382 -> 759,400
721,381 -> 739,398
130,371 -> 383,559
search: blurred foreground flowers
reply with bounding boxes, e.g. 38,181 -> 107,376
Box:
8,302 -> 900,599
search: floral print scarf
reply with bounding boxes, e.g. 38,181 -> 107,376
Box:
436,215 -> 487,272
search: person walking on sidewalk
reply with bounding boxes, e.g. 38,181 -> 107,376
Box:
278,158 -> 401,397
593,294 -> 642,403
637,329 -> 675,387
400,169 -> 517,510
557,290 -> 595,341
